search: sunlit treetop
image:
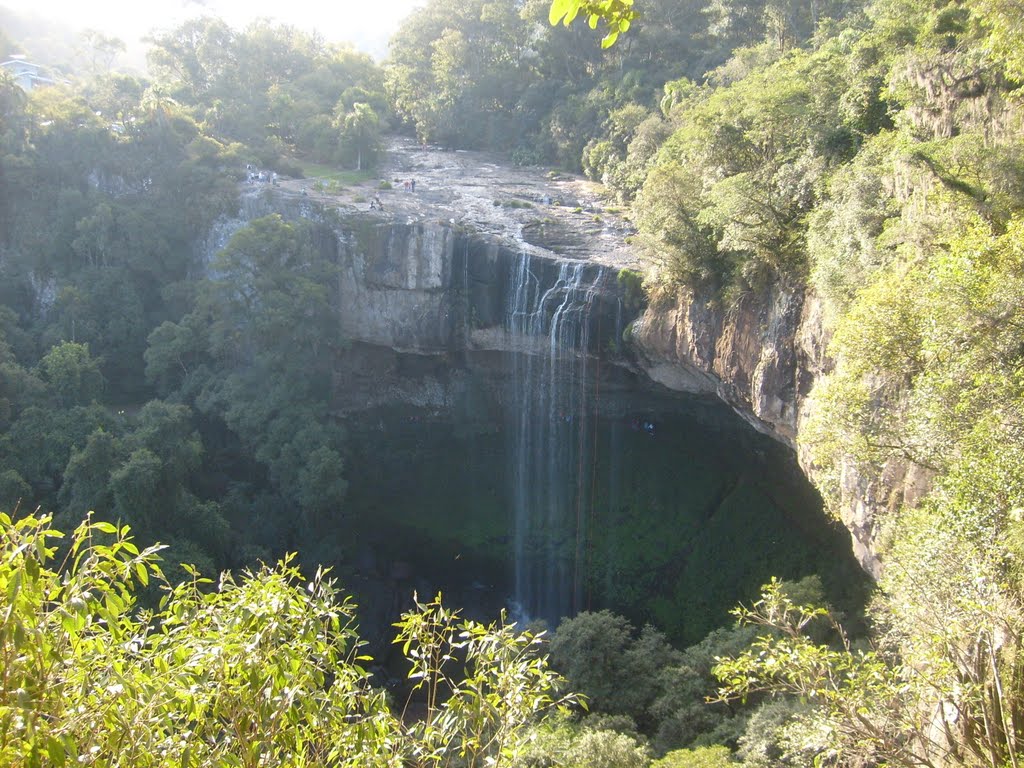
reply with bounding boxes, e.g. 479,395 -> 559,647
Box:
548,0 -> 637,47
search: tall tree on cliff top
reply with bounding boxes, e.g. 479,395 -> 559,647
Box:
338,101 -> 381,170
387,0 -> 535,148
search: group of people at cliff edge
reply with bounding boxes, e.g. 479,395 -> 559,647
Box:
370,179 -> 418,211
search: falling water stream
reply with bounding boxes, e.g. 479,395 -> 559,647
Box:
506,252 -> 604,625
334,231 -> 864,647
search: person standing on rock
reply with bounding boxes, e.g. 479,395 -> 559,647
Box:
411,179 -> 417,193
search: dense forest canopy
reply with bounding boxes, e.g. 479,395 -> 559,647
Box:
2,0 -> 1024,764
0,20 -> 390,576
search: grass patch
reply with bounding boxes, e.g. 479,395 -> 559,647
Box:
295,160 -> 373,185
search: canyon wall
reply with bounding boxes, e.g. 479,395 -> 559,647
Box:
629,282 -> 931,579
219,187 -> 904,578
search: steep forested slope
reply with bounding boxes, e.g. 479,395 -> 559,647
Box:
0,22 -> 387,577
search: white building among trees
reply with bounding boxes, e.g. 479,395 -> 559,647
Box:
0,56 -> 58,91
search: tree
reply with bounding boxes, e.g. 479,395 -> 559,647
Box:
0,513 -> 579,767
146,17 -> 236,102
634,161 -> 719,286
36,342 -> 104,408
338,102 -> 381,170
977,0 -> 1024,81
565,729 -> 650,767
148,216 -> 348,544
79,29 -> 126,76
651,746 -> 735,768
387,0 -> 536,149
714,575 -> 1024,768
549,609 -> 711,739
58,428 -> 120,518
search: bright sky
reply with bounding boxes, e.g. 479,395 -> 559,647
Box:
11,0 -> 427,60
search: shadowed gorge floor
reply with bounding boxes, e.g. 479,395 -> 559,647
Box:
337,359 -> 865,647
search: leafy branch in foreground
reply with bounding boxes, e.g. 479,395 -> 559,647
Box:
547,0 -> 637,48
0,513 -> 577,767
394,592 -> 582,768
713,577 -> 1024,768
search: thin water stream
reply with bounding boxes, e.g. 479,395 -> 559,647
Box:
507,252 -> 605,624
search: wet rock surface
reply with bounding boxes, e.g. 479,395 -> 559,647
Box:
277,137 -> 642,270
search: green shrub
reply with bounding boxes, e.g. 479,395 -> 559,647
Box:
651,746 -> 733,768
617,268 -> 645,311
0,513 -> 581,767
566,730 -> 650,768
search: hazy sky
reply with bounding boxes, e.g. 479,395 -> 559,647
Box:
8,0 -> 427,60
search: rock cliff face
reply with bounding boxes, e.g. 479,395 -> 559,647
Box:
219,142 -> 895,578
630,281 -> 926,580
629,282 -> 807,448
214,187 -> 628,413
190,182 -> 875,645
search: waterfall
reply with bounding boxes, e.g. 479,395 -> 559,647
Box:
506,252 -> 603,627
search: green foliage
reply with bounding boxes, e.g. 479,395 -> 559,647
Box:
58,428 -> 120,518
549,610 -> 654,719
548,0 -> 638,48
715,573 -> 1024,768
646,622 -> 762,753
0,469 -> 31,511
581,104 -> 665,199
634,161 -> 720,287
1,511 -> 395,766
635,40 -> 870,294
0,404 -> 115,507
338,102 -> 382,171
146,19 -> 386,166
387,0 -> 763,161
651,745 -> 733,768
0,514 -> 580,767
565,729 -> 650,767
36,342 -> 104,408
977,0 -> 1024,82
387,0 -> 539,149
393,592 -> 581,766
804,210 -> 1024,510
143,215 -> 349,554
734,699 -> 812,767
0,73 -> 240,401
617,268 -> 645,312
805,132 -> 904,311
549,609 -> 776,754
